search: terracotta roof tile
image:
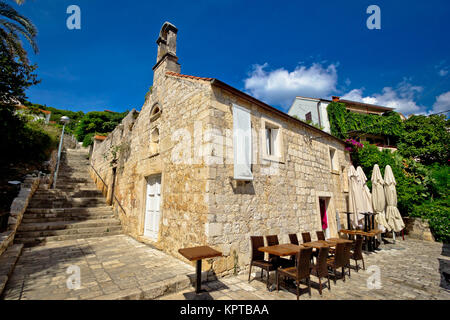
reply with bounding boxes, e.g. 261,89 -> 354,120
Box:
166,71 -> 214,82
94,135 -> 107,141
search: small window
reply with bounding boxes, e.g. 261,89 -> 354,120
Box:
329,147 -> 338,172
266,128 -> 274,156
150,103 -> 161,121
262,118 -> 283,161
305,112 -> 312,122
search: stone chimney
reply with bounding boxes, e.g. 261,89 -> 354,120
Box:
332,96 -> 340,102
153,22 -> 180,75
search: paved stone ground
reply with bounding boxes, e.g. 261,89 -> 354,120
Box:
1,235 -> 194,300
160,239 -> 450,300
2,237 -> 449,300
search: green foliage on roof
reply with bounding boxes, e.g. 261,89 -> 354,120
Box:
327,101 -> 404,143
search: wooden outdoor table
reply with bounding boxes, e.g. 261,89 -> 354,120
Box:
302,240 -> 331,249
258,243 -> 304,257
178,245 -> 222,294
326,238 -> 353,244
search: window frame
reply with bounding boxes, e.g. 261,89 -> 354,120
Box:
329,147 -> 339,174
261,117 -> 284,163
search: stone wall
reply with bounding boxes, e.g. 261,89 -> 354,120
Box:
404,217 -> 435,242
0,175 -> 40,256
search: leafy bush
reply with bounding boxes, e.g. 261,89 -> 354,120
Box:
0,105 -> 58,164
411,199 -> 450,243
398,114 -> 449,165
82,132 -> 96,147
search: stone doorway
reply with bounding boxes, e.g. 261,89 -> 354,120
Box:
315,193 -> 338,238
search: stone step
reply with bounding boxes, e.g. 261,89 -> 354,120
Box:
22,214 -> 115,223
34,189 -> 103,198
26,206 -> 114,215
29,197 -> 107,208
53,177 -> 92,183
17,219 -> 121,232
14,231 -> 123,247
54,185 -> 99,191
15,225 -> 122,238
32,191 -> 104,200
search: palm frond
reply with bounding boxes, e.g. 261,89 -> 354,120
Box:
0,28 -> 27,62
0,1 -> 38,61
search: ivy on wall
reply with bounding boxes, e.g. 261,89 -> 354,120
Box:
327,102 -> 404,143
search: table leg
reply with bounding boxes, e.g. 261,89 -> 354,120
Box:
196,259 -> 202,294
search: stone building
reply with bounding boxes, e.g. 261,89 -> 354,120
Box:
90,22 -> 352,275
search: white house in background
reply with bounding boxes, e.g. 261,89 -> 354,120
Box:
288,96 -> 332,133
288,96 -> 400,150
15,105 -> 51,124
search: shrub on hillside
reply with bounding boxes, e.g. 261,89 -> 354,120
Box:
0,105 -> 58,164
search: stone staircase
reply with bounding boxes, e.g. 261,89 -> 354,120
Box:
14,148 -> 122,247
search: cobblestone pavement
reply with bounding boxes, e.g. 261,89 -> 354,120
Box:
1,235 -> 194,300
160,239 -> 450,300
2,237 -> 449,300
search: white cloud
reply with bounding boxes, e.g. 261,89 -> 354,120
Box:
342,80 -> 424,115
439,69 -> 448,77
432,91 -> 450,114
244,62 -> 338,109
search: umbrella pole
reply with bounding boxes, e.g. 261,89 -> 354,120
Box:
393,231 -> 396,244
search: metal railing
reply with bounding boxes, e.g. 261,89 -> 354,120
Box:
90,164 -> 127,216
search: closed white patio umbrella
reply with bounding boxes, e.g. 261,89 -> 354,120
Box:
357,166 -> 373,214
384,165 -> 405,236
371,164 -> 389,232
348,165 -> 365,229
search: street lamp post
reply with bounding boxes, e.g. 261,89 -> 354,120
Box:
53,116 -> 70,189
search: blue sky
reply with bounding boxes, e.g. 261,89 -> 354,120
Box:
15,0 -> 450,115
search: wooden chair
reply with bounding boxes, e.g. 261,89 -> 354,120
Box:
301,232 -> 312,243
351,236 -> 365,271
310,246 -> 331,295
316,231 -> 326,241
302,232 -> 318,260
248,236 -> 275,289
277,247 -> 313,300
326,242 -> 346,284
265,235 -> 293,268
289,233 -> 299,245
288,233 -> 299,262
342,242 -> 352,280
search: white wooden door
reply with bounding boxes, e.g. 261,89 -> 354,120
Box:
144,174 -> 161,241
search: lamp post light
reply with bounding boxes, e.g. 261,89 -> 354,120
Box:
53,116 -> 70,189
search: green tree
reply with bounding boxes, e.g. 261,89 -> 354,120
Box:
0,50 -> 38,103
75,111 -> 128,146
398,114 -> 449,165
0,1 -> 38,65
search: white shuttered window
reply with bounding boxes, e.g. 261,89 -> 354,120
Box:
233,104 -> 253,180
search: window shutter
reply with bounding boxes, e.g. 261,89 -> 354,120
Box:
233,104 -> 253,180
